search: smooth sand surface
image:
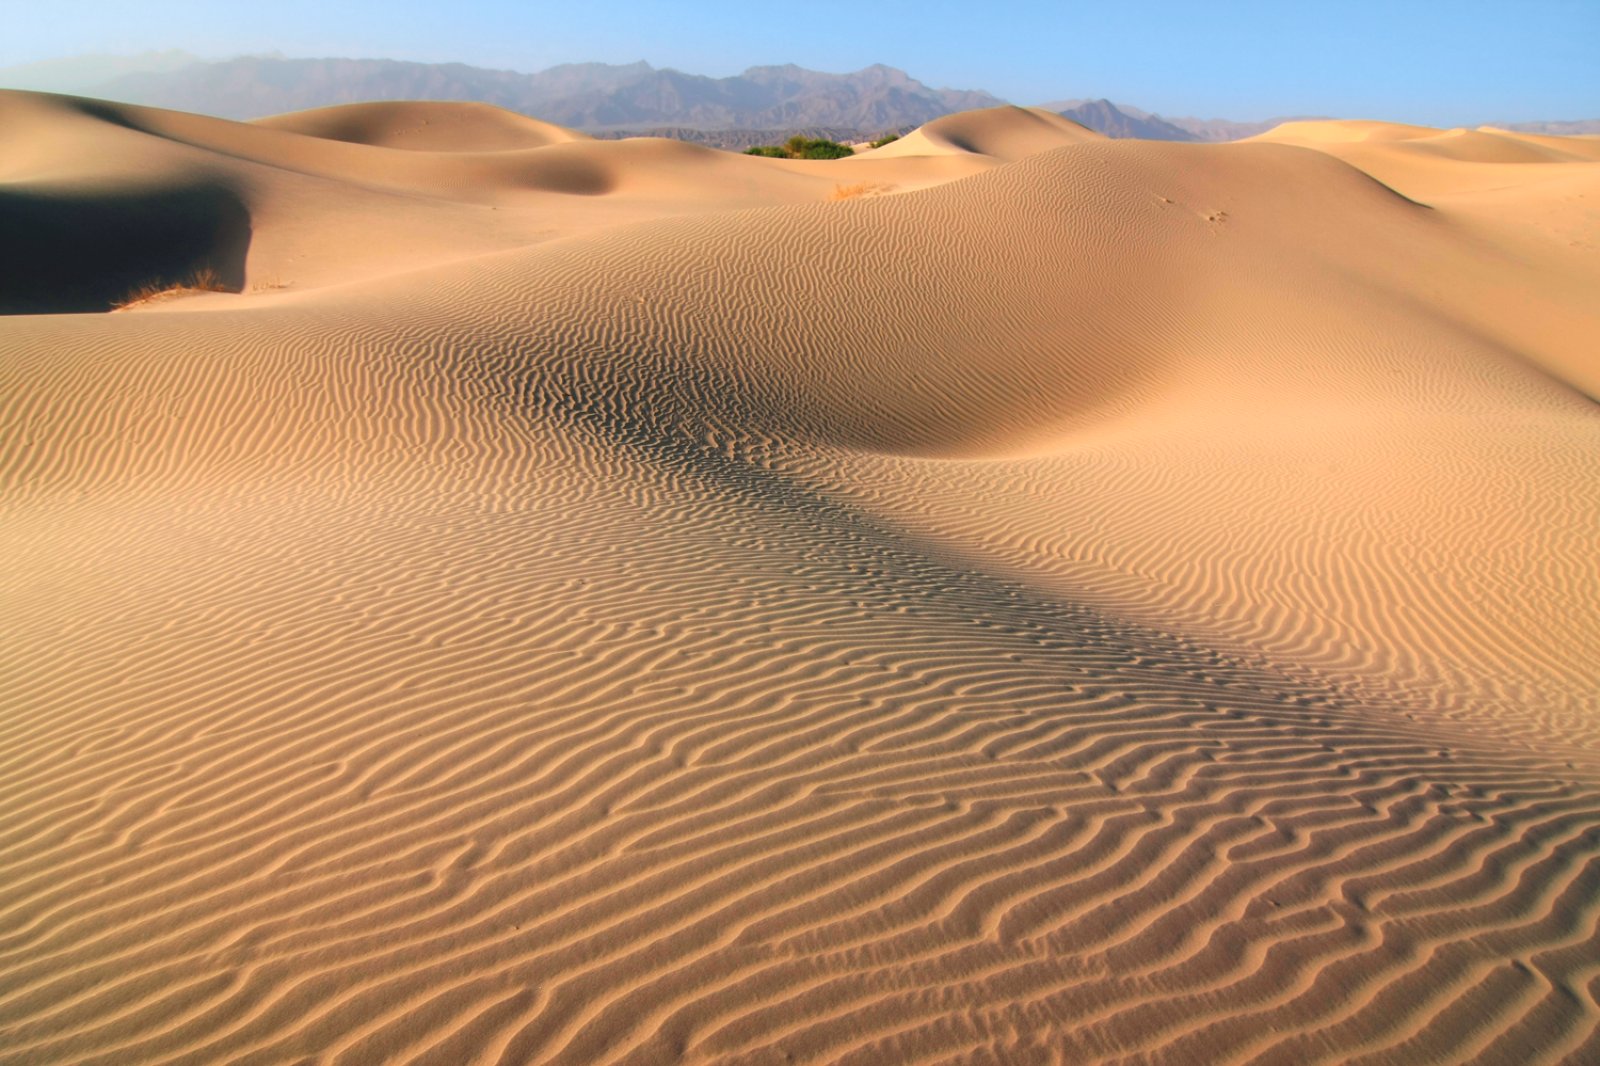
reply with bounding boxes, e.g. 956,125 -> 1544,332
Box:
3,93 -> 1599,1064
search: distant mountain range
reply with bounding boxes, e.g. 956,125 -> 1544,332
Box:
0,49 -> 204,94
1041,100 -> 1325,142
2,51 -> 1595,143
0,54 -> 1003,135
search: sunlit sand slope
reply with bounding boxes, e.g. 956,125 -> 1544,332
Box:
254,100 -> 592,151
2,95 -> 1598,1065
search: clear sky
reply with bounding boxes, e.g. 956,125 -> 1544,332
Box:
7,0 -> 1598,123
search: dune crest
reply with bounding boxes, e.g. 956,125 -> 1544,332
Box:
3,92 -> 1599,1065
870,103 -> 1103,160
254,99 -> 591,151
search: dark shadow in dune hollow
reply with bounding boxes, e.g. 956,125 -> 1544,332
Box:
0,183 -> 251,314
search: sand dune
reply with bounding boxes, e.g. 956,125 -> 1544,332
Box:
254,100 -> 592,151
3,93 -> 1599,1065
1253,118 -> 1600,194
867,105 -> 1103,160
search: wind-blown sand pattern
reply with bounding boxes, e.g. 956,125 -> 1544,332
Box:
2,91 -> 1599,1064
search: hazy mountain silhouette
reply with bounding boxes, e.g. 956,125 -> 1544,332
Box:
3,53 -> 1593,138
1053,99 -> 1200,141
0,50 -> 204,94
13,55 -> 1003,131
1039,99 -> 1315,141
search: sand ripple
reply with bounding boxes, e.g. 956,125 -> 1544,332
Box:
3,96 -> 1598,1064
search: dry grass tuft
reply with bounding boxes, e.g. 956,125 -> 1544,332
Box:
249,274 -> 291,293
830,182 -> 897,202
113,267 -> 229,311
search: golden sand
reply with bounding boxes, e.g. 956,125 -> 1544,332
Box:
3,92 -> 1598,1064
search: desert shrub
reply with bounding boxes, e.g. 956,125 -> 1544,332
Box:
745,137 -> 856,160
830,182 -> 896,201
796,139 -> 855,159
870,133 -> 900,148
112,267 -> 229,310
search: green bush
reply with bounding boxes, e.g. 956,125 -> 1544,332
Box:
797,139 -> 856,159
869,133 -> 900,148
744,137 -> 856,160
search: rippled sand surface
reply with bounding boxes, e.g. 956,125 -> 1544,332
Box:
3,94 -> 1599,1064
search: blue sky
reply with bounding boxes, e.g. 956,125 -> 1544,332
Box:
8,1 -> 1598,122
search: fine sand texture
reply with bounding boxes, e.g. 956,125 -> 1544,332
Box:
3,92 -> 1599,1064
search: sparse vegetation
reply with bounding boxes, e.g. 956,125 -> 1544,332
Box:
830,182 -> 896,201
869,133 -> 901,148
112,267 -> 229,311
744,135 -> 856,160
249,274 -> 291,293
